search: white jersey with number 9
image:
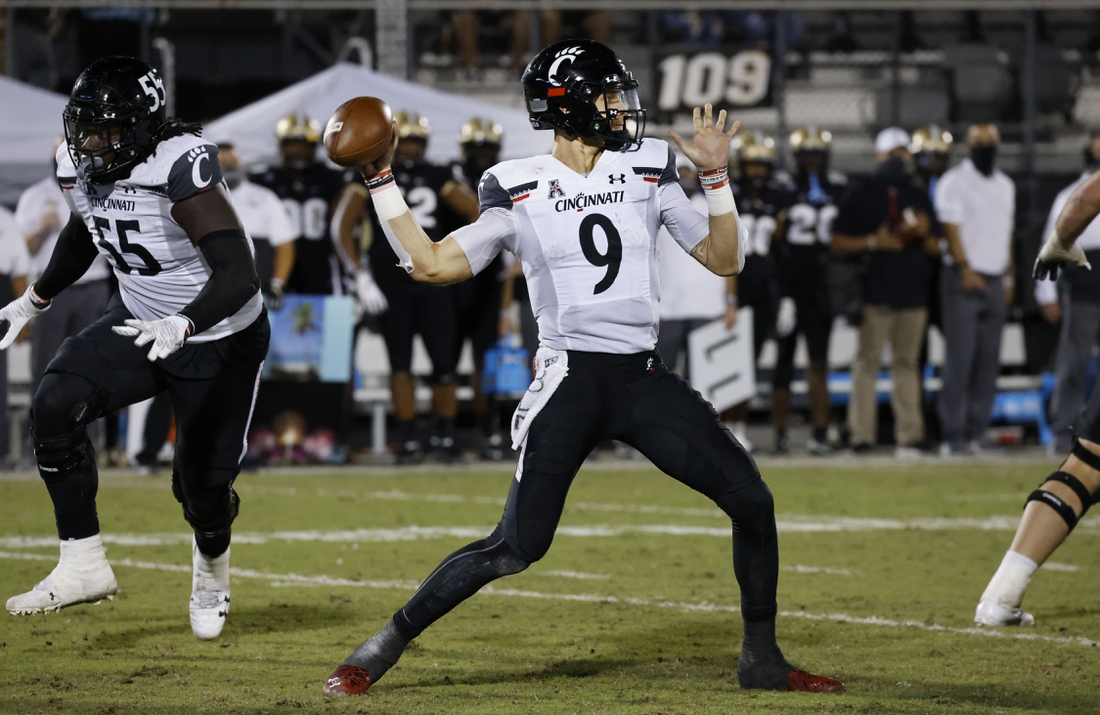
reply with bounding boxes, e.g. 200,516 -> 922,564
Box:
451,138 -> 743,354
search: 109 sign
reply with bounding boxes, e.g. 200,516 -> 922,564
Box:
656,50 -> 772,113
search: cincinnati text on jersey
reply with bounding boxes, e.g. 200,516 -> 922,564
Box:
554,189 -> 626,213
89,195 -> 136,212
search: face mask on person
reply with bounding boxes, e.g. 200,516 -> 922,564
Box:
877,155 -> 912,183
970,145 -> 997,176
223,168 -> 244,190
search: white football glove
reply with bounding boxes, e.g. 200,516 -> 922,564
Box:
1034,231 -> 1091,281
776,296 -> 797,338
0,286 -> 49,350
356,270 -> 388,316
112,315 -> 191,361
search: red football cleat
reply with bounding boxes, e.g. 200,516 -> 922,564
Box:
788,668 -> 845,693
323,664 -> 373,697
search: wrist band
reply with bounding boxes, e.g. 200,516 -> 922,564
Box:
368,170 -> 409,223
28,283 -> 50,309
701,168 -> 736,217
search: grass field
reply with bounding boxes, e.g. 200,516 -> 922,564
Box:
2,456 -> 1099,715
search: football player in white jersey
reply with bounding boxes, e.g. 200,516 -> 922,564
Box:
1,58 -> 268,641
323,40 -> 843,696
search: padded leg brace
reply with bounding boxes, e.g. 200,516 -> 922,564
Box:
30,373 -> 105,540
1026,470 -> 1096,532
172,475 -> 240,557
394,527 -> 531,640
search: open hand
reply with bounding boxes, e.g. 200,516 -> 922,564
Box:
668,103 -> 740,172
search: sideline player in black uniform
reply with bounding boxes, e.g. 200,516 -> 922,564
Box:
324,40 -> 842,696
250,114 -> 362,299
725,131 -> 788,448
3,58 -> 268,642
772,127 -> 846,455
367,111 -> 479,460
453,118 -> 508,457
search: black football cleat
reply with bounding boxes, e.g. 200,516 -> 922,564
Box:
323,664 -> 373,697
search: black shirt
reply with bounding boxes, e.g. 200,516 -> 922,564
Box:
832,168 -> 942,309
250,162 -> 356,294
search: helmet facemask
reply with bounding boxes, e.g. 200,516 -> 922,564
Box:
64,106 -> 154,184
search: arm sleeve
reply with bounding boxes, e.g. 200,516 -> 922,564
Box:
34,214 -> 100,300
450,208 -> 515,276
178,230 -> 261,335
167,143 -> 223,203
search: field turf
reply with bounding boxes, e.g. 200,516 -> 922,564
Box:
1,457 -> 1099,714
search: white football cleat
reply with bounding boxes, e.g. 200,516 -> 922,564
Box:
7,536 -> 117,615
975,598 -> 1035,627
190,538 -> 230,640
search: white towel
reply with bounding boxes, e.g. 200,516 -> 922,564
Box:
510,347 -> 569,450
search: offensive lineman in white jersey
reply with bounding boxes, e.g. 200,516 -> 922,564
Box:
323,40 -> 843,696
2,58 -> 268,641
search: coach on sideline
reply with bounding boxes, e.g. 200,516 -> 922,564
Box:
935,123 -> 1016,457
1035,131 -> 1100,453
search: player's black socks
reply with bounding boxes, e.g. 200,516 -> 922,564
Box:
345,619 -> 411,683
44,468 -> 100,540
812,426 -> 828,443
737,619 -> 793,690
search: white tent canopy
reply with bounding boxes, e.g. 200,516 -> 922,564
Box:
0,76 -> 69,205
0,75 -> 68,164
205,63 -> 551,168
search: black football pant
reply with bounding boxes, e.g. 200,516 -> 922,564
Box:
31,295 -> 268,557
392,350 -> 779,640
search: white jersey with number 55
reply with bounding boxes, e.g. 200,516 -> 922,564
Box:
452,138 -> 740,354
56,136 -> 263,343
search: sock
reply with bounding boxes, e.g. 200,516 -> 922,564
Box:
775,428 -> 787,441
345,619 -> 411,683
58,534 -> 109,569
981,550 -> 1038,609
812,426 -> 828,443
737,619 -> 792,690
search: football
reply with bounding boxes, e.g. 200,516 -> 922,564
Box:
323,96 -> 394,168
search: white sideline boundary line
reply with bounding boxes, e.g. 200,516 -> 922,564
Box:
1,550 -> 1096,649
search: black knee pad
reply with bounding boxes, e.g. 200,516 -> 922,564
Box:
30,374 -> 105,482
175,477 -> 240,540
1027,469 -> 1098,532
716,479 -> 775,534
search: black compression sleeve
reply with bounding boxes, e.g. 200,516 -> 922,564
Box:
34,214 -> 100,301
179,229 -> 260,335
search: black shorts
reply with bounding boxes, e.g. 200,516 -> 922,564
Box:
377,280 -> 457,378
1073,381 -> 1100,444
451,261 -> 502,360
46,293 -> 269,487
500,350 -> 760,561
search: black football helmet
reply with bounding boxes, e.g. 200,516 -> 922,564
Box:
521,40 -> 645,152
63,56 -> 167,184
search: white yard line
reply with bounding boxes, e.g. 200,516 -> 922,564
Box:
4,515 -> 1098,551
540,570 -> 611,580
782,564 -> 855,576
1,550 -> 1094,648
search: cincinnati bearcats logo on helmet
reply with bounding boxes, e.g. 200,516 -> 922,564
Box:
547,46 -> 585,87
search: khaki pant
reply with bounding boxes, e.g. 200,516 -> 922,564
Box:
847,305 -> 928,446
